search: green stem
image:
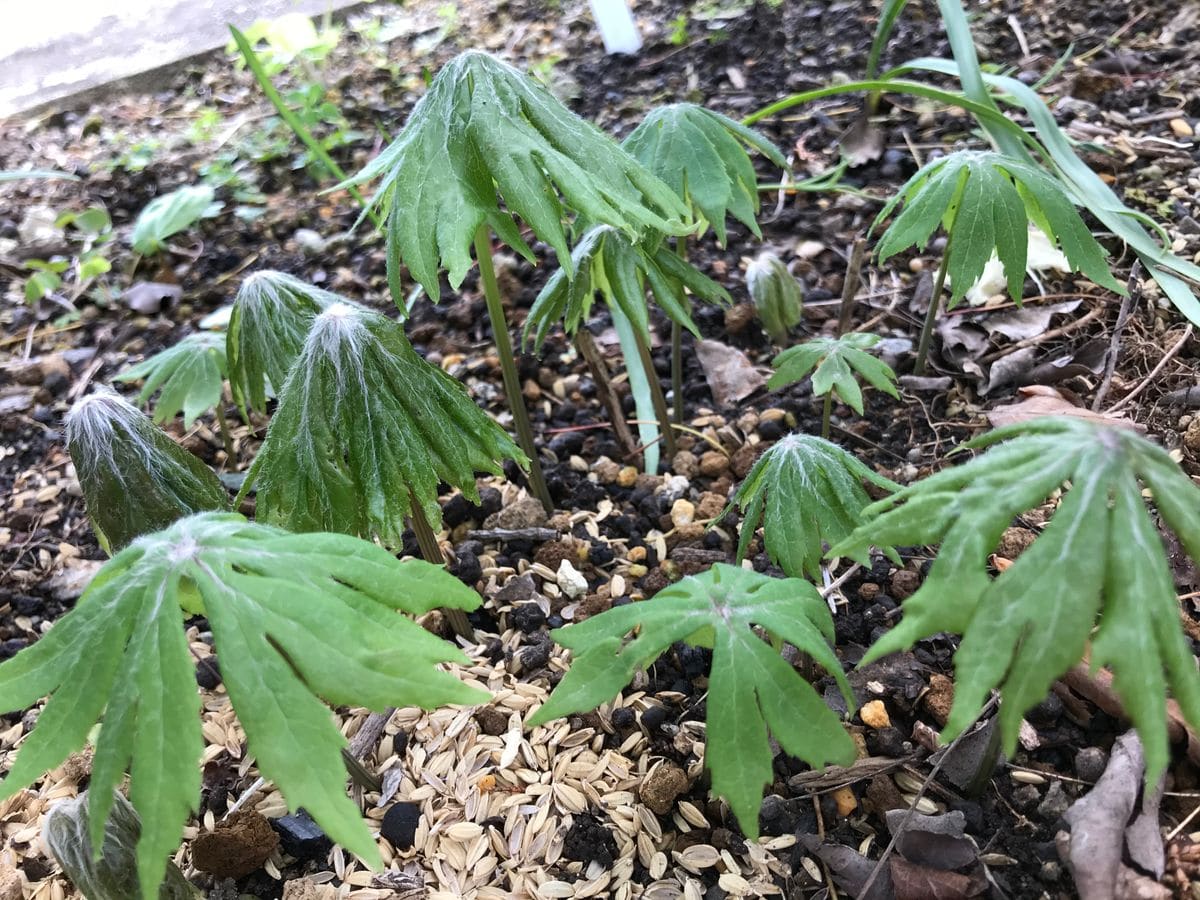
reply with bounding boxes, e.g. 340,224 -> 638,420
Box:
633,328 -> 676,461
215,397 -> 236,466
672,235 -> 689,425
821,393 -> 832,440
913,235 -> 952,376
409,499 -> 474,639
229,26 -> 381,228
474,226 -> 555,516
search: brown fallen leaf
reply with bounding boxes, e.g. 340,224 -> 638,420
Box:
884,809 -> 977,870
986,385 -> 1144,430
889,857 -> 987,900
695,339 -> 766,408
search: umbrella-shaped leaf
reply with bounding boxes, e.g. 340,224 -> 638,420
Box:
529,563 -> 855,836
0,512 -> 486,900
240,303 -> 526,541
769,333 -> 900,415
831,417 -> 1200,784
114,332 -> 227,428
340,51 -> 692,302
623,103 -> 785,245
65,390 -> 228,553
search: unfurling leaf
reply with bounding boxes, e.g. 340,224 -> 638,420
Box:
769,333 -> 900,414
65,391 -> 228,553
339,51 -> 692,302
131,185 -> 221,256
0,512 -> 487,900
241,302 -> 526,541
746,251 -> 803,345
523,224 -> 729,350
529,563 -> 856,835
623,103 -> 785,245
227,270 -> 345,416
114,331 -> 227,428
729,433 -> 899,579
871,150 -> 1123,306
830,417 -> 1200,784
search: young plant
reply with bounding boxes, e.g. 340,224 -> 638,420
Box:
529,563 -> 855,835
622,103 -> 785,421
226,269 -> 342,416
769,333 -> 900,438
240,302 -> 526,551
341,50 -> 693,512
746,251 -> 803,346
872,149 -> 1123,373
0,512 -> 486,900
131,185 -> 222,256
831,417 -> 1200,784
524,224 -> 730,469
65,391 -> 228,553
114,331 -> 228,429
728,433 -> 899,580
23,206 -> 114,306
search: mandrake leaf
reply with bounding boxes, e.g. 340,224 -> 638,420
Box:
769,333 -> 900,415
829,417 -> 1200,783
528,564 -> 856,836
728,433 -> 900,580
523,225 -> 729,350
622,103 -> 785,245
0,512 -> 486,900
240,302 -> 526,542
339,51 -> 692,303
65,391 -> 228,553
872,150 -> 1124,306
227,270 -> 347,417
114,332 -> 227,428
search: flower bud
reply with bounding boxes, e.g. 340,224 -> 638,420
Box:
747,251 -> 803,345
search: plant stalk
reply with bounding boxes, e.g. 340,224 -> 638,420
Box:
409,499 -> 474,639
672,235 -> 689,425
913,235 -> 952,375
215,397 -> 236,465
474,226 -> 555,515
821,393 -> 832,440
633,328 -> 676,461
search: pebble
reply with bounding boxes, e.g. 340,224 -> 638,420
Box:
0,861 -> 20,900
670,499 -> 696,528
495,573 -> 536,605
1036,781 -> 1070,822
511,602 -> 547,633
859,700 -> 892,729
272,810 -> 330,861
698,451 -> 729,477
292,228 -> 327,254
695,492 -> 726,521
556,560 -> 588,599
672,450 -> 699,478
191,810 -> 279,878
380,802 -> 422,850
493,498 -> 549,530
1170,117 -> 1194,138
594,459 -> 620,483
641,763 -> 689,815
1074,746 -> 1108,782
1011,784 -> 1041,811
617,465 -> 639,488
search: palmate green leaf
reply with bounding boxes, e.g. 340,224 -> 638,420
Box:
729,434 -> 900,580
523,225 -> 730,350
241,302 -> 526,542
227,270 -> 346,416
746,251 -> 804,345
114,332 -> 227,428
830,417 -> 1200,783
0,512 -> 486,900
872,149 -> 1123,307
529,564 -> 856,836
622,103 -> 785,245
65,391 -> 228,553
131,185 -> 221,256
339,51 -> 692,303
768,333 -> 900,414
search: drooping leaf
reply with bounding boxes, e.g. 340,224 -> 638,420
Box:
523,224 -> 730,350
338,50 -> 692,302
114,332 -> 228,428
622,103 -> 785,245
728,433 -> 900,579
746,251 -> 804,345
529,563 -> 856,836
131,185 -> 221,256
241,302 -> 526,542
0,512 -> 487,900
227,270 -> 346,416
65,391 -> 228,553
769,333 -> 900,414
830,417 -> 1200,784
872,150 -> 1124,307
